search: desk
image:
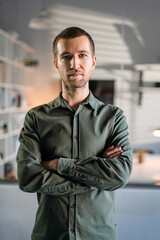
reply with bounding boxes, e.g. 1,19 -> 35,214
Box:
129,154 -> 160,185
0,182 -> 160,240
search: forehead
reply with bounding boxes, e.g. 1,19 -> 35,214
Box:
56,36 -> 92,55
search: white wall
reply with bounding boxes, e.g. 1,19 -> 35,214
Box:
132,69 -> 160,153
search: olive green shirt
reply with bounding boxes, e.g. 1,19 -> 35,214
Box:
16,92 -> 132,240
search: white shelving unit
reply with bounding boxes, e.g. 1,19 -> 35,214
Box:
0,28 -> 35,179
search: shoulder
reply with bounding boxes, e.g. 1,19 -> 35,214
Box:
27,98 -> 59,116
94,97 -> 123,116
23,99 -> 58,129
105,103 -> 123,115
91,93 -> 121,111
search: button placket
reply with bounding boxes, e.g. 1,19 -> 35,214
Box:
71,203 -> 76,208
69,195 -> 76,240
68,112 -> 79,240
70,228 -> 74,233
72,113 -> 79,159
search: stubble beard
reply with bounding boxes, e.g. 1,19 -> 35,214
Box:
62,77 -> 89,91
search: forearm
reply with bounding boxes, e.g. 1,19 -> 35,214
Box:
57,147 -> 132,191
17,112 -> 92,196
56,117 -> 133,191
42,146 -> 128,191
17,154 -> 92,196
41,129 -> 132,191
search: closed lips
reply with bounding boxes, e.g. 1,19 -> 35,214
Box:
68,71 -> 83,75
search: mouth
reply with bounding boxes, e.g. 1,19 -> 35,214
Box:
68,72 -> 83,78
69,73 -> 82,77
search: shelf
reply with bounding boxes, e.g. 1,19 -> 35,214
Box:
139,86 -> 160,92
0,129 -> 20,140
0,27 -> 35,179
0,107 -> 26,114
0,28 -> 34,55
0,55 -> 34,72
0,152 -> 17,167
0,82 -> 32,91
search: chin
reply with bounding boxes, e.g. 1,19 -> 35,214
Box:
72,81 -> 89,89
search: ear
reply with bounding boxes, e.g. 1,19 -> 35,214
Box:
92,56 -> 97,70
53,59 -> 59,71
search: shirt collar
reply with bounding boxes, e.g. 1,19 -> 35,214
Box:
51,91 -> 102,110
82,91 -> 98,110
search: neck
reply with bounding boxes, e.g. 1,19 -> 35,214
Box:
62,85 -> 90,111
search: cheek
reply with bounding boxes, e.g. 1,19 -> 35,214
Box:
84,60 -> 94,72
85,58 -> 94,67
59,62 -> 70,72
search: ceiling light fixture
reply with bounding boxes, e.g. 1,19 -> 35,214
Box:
153,129 -> 160,138
50,4 -> 145,47
28,8 -> 55,30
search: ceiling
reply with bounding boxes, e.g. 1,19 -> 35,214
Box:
0,0 -> 160,78
0,0 -> 160,149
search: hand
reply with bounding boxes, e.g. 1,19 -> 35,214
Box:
42,158 -> 59,171
102,145 -> 123,159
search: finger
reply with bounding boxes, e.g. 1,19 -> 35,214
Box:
104,149 -> 123,158
103,145 -> 114,154
107,145 -> 114,150
105,148 -> 122,156
109,153 -> 121,158
102,146 -> 123,158
103,146 -> 115,156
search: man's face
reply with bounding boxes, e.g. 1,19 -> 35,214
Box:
53,36 -> 96,90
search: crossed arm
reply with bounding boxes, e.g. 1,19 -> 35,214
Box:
42,146 -> 123,171
17,109 -> 132,196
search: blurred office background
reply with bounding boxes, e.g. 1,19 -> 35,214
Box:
0,0 -> 160,239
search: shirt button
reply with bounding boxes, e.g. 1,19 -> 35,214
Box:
71,204 -> 76,208
75,114 -> 78,118
74,135 -> 78,140
70,228 -> 74,233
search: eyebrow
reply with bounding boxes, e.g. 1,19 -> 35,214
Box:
60,50 -> 90,57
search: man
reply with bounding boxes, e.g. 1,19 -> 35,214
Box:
16,27 -> 132,240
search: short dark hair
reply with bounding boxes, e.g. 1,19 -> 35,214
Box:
53,27 -> 95,59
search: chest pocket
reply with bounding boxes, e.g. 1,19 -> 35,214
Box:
40,117 -> 72,160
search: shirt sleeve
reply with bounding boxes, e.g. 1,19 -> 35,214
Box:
57,109 -> 133,191
16,110 -> 91,196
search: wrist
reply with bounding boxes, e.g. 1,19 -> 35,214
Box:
52,158 -> 59,171
42,158 -> 59,171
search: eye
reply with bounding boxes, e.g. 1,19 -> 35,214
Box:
62,55 -> 72,60
79,53 -> 87,58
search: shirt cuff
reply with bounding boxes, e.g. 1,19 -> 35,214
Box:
58,157 -> 75,175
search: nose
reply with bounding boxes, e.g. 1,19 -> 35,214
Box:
70,56 -> 80,69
